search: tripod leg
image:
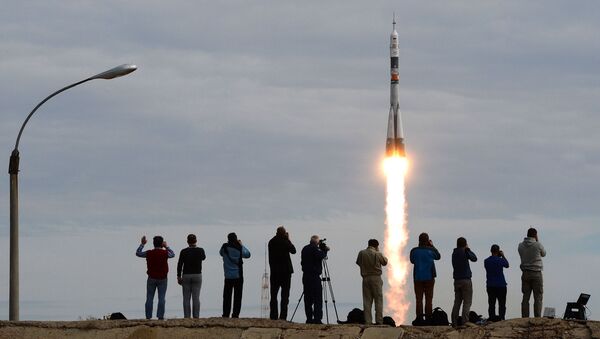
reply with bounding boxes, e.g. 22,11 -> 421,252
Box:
323,260 -> 341,323
290,292 -> 304,323
323,277 -> 329,324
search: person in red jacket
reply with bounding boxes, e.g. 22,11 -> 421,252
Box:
136,235 -> 175,319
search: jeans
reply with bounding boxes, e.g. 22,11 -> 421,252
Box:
269,272 -> 292,320
487,286 -> 507,320
223,278 -> 244,317
414,279 -> 435,318
182,273 -> 202,318
146,277 -> 168,319
303,274 -> 323,323
362,275 -> 384,324
521,270 -> 543,317
451,279 -> 473,325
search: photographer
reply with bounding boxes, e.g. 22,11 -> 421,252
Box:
451,237 -> 477,326
518,227 -> 546,317
484,244 -> 509,321
356,239 -> 388,325
268,226 -> 297,320
301,235 -> 329,324
219,232 -> 251,318
409,233 -> 441,325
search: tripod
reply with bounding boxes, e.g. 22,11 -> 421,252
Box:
290,258 -> 340,324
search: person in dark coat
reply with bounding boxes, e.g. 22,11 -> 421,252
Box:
301,235 -> 329,324
268,226 -> 297,320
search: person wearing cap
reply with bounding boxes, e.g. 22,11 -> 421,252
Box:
177,233 -> 206,318
135,235 -> 175,320
356,239 -> 388,325
219,232 -> 251,318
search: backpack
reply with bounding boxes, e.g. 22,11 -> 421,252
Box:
109,312 -> 127,320
383,316 -> 396,327
339,308 -> 365,324
469,310 -> 483,324
431,307 -> 450,326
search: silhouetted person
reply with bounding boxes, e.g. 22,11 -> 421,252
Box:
268,226 -> 297,320
177,233 -> 206,318
451,237 -> 477,326
301,235 -> 329,324
484,244 -> 509,321
136,235 -> 175,320
356,239 -> 388,325
518,227 -> 546,317
410,233 -> 441,325
220,232 -> 251,318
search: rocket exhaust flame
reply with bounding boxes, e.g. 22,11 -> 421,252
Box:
384,155 -> 410,324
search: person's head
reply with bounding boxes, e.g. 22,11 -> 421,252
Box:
153,236 -> 164,248
368,239 -> 379,248
187,234 -> 197,246
310,235 -> 320,244
418,233 -> 430,246
276,226 -> 287,236
490,244 -> 500,255
527,227 -> 537,238
457,237 -> 467,248
227,232 -> 238,243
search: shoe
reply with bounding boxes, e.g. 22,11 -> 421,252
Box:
313,320 -> 323,325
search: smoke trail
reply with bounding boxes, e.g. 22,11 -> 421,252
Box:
383,155 -> 410,323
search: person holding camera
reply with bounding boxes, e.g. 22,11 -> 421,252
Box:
177,233 -> 206,318
268,226 -> 297,320
409,232 -> 441,325
301,235 -> 329,324
135,235 -> 176,320
220,232 -> 251,318
484,244 -> 509,321
451,237 -> 477,326
518,227 -> 546,318
356,239 -> 388,325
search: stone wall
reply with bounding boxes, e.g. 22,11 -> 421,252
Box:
1,317 -> 598,339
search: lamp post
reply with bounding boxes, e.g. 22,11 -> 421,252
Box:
8,64 -> 137,321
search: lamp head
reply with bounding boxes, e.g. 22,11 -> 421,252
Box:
92,64 -> 137,80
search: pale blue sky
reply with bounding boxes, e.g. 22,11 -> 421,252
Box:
0,1 -> 598,322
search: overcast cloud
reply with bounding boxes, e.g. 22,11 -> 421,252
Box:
0,1 -> 599,322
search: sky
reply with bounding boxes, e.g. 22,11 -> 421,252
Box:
1,0 -> 599,323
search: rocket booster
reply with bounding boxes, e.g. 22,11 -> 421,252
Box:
386,18 -> 405,157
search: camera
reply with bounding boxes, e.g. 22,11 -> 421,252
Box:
318,238 -> 328,251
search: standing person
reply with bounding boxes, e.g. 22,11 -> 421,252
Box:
409,233 -> 441,325
518,227 -> 546,318
484,244 -> 509,321
356,239 -> 388,325
220,232 -> 251,318
135,235 -> 175,320
451,237 -> 477,326
177,234 -> 206,318
268,226 -> 297,320
301,235 -> 329,324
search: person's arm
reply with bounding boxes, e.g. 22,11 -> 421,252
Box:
288,241 -> 297,254
466,248 -> 477,262
219,245 -> 225,257
356,251 -> 362,266
166,246 -> 175,259
538,243 -> 546,257
136,244 -> 147,258
242,246 -> 251,258
379,252 -> 388,266
177,250 -> 184,277
200,248 -> 206,261
502,257 -> 509,268
409,248 -> 416,264
431,247 -> 441,260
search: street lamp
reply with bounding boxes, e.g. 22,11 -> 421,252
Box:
8,64 -> 137,321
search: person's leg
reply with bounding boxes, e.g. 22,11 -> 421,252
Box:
156,278 -> 168,320
182,275 -> 192,318
362,277 -> 373,325
451,280 -> 463,326
302,275 -> 314,323
487,286 -> 496,320
269,273 -> 280,320
313,277 -> 323,323
424,279 -> 435,319
191,274 -> 202,318
232,278 -> 244,317
461,280 -> 473,323
414,280 -> 424,320
280,274 -> 292,320
532,272 -> 544,317
374,276 -> 384,325
498,286 -> 507,320
223,279 -> 234,317
521,272 -> 532,317
145,278 -> 156,319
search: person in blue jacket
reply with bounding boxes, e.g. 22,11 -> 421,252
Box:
484,244 -> 509,321
219,232 -> 251,318
409,232 -> 441,325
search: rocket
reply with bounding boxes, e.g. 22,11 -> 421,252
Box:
386,17 -> 405,157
